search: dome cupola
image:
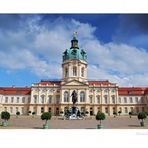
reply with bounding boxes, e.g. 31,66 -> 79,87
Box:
63,32 -> 87,62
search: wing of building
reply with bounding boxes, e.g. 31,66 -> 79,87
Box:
0,34 -> 148,116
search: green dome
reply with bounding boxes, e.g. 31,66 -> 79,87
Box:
63,34 -> 87,62
63,48 -> 87,62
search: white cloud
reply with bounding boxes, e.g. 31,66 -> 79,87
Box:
0,16 -> 148,86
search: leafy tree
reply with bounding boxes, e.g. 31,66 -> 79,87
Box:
16,111 -> 20,118
28,111 -> 31,115
32,112 -> 35,115
1,111 -> 10,125
137,112 -> 147,126
96,112 -> 106,126
118,111 -> 121,116
32,112 -> 36,118
85,111 -> 89,114
129,112 -> 132,118
41,112 -> 52,125
113,111 -> 117,117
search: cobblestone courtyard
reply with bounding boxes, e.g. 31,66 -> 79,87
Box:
0,115 -> 148,129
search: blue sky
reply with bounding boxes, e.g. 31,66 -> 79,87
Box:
0,14 -> 148,87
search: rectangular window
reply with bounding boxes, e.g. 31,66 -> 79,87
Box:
130,97 -> 133,103
125,107 -> 128,113
124,97 -> 127,103
141,97 -> 144,103
5,97 -> 8,103
4,107 -> 7,111
33,107 -> 36,113
34,95 -> 37,104
136,107 -> 139,113
90,96 -> 93,104
112,96 -> 115,104
56,95 -> 60,104
48,107 -> 51,112
113,107 -> 115,113
142,107 -> 144,112
10,107 -> 13,113
119,97 -> 121,103
41,95 -> 44,104
11,97 -> 14,103
22,107 -> 24,114
22,97 -> 25,103
49,95 -> 52,104
130,107 -> 133,112
105,107 -> 108,114
16,107 -> 18,112
98,107 -> 100,112
97,96 -> 100,104
81,107 -> 85,112
104,95 -> 108,104
17,97 -> 19,103
28,97 -> 30,103
135,97 -> 138,103
41,107 -> 44,113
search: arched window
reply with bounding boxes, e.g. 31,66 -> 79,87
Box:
41,95 -> 45,104
81,67 -> 84,77
80,91 -> 85,102
112,95 -> 115,104
34,95 -> 37,104
104,95 -> 108,104
65,67 -> 68,77
89,96 -> 93,103
73,66 -> 77,76
96,95 -> 100,104
64,91 -> 69,102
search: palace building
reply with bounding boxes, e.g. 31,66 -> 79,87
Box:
0,34 -> 148,116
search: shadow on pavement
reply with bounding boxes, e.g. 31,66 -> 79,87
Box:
33,127 -> 43,129
128,125 -> 140,127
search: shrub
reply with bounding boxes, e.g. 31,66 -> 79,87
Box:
144,112 -> 148,116
118,111 -> 121,116
1,111 -> 10,121
16,111 -> 20,116
85,111 -> 89,114
113,111 -> 117,117
138,112 -> 147,122
41,112 -> 52,125
81,112 -> 85,116
129,111 -> 133,118
32,112 -> 36,115
60,111 -> 64,114
96,112 -> 106,125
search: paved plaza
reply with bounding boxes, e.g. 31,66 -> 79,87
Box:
0,115 -> 148,129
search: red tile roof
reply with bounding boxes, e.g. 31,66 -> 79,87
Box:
39,81 -> 61,85
0,87 -> 31,95
88,80 -> 116,86
118,87 -> 147,95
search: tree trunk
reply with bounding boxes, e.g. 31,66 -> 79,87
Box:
100,120 -> 101,125
45,120 -> 47,125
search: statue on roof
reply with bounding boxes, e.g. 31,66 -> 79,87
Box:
73,31 -> 77,39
